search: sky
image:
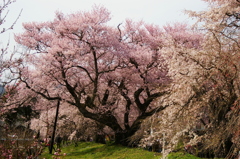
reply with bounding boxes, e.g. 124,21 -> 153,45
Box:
1,0 -> 208,48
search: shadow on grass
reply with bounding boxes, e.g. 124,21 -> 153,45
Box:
67,144 -> 128,158
40,142 -> 161,159
66,145 -> 102,157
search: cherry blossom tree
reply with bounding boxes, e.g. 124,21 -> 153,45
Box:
0,0 -> 25,135
15,6 -> 173,145
129,22 -> 204,156
140,0 -> 240,157
0,1 -> 46,158
30,103 -> 98,142
0,0 -> 22,118
0,0 -> 22,84
181,0 -> 240,157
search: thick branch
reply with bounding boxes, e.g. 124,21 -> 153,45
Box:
76,103 -> 123,132
75,65 -> 94,82
134,88 -> 144,108
144,91 -> 167,106
60,62 -> 79,103
135,88 -> 168,113
86,42 -> 99,102
117,80 -> 132,129
21,79 -> 60,101
129,105 -> 169,136
123,95 -> 131,130
101,89 -> 109,105
117,23 -> 122,42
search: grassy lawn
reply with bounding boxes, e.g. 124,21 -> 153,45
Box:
167,152 -> 203,159
39,142 -> 203,159
39,142 -> 161,159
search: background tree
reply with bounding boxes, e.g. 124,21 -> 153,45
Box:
14,6 -> 174,146
0,1 -> 44,158
0,0 -> 22,123
183,0 -> 240,157
130,22 -> 204,156
3,104 -> 40,128
30,102 -> 98,142
136,0 -> 240,157
0,0 -> 22,85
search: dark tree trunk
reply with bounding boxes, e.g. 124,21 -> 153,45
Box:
114,131 -> 129,146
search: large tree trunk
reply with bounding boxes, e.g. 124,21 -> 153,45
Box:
114,130 -> 137,146
115,131 -> 128,146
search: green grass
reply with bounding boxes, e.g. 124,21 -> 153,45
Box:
39,142 -> 204,159
39,142 -> 161,159
167,152 -> 202,159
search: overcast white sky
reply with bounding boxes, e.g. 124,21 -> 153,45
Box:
1,0 -> 208,48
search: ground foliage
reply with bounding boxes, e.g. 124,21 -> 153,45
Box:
39,142 -> 203,159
